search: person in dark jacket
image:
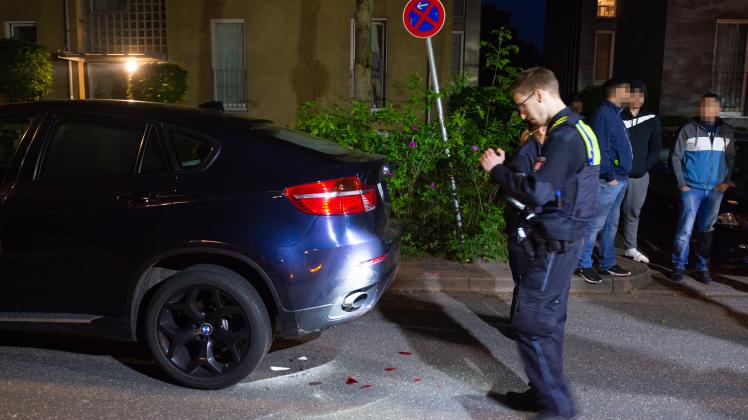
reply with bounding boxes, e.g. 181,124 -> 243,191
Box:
480,67 -> 600,420
620,81 -> 662,264
504,125 -> 546,321
577,79 -> 633,284
670,93 -> 735,283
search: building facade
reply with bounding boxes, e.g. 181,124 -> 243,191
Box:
545,0 -> 747,126
1,0 -> 481,126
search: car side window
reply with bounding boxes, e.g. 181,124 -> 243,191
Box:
0,115 -> 32,181
170,131 -> 213,169
42,116 -> 147,180
140,134 -> 167,174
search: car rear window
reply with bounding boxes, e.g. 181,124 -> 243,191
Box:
260,127 -> 348,156
171,132 -> 213,169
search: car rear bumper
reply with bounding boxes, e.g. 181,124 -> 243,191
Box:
275,230 -> 401,338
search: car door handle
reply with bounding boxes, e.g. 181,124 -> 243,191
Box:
116,192 -> 162,205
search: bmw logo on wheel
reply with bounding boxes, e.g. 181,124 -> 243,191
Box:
200,323 -> 213,336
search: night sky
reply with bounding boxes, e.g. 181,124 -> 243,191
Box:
484,0 -> 546,51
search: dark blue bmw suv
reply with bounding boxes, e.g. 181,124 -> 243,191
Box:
0,100 -> 401,389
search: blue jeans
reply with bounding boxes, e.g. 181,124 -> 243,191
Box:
672,188 -> 723,271
579,179 -> 627,271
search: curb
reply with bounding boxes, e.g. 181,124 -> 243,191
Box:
391,252 -> 652,294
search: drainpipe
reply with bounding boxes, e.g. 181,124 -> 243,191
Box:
65,0 -> 74,99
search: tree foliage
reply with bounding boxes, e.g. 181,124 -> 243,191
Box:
129,62 -> 188,103
0,38 -> 53,102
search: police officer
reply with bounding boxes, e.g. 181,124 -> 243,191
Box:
480,67 -> 600,419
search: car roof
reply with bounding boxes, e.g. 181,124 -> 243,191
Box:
0,100 -> 272,129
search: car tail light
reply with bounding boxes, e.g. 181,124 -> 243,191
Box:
284,177 -> 377,215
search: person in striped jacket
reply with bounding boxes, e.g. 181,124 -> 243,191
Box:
670,93 -> 736,283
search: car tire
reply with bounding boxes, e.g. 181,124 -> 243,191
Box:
143,264 -> 271,389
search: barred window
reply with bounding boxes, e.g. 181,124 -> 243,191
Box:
84,0 -> 166,55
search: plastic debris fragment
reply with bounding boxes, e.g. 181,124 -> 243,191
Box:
346,376 -> 358,385
360,384 -> 373,389
385,367 -> 396,372
298,356 -> 309,361
270,366 -> 291,371
399,351 -> 412,356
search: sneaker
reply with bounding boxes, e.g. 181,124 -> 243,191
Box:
694,270 -> 712,284
603,264 -> 631,276
671,268 -> 684,283
577,267 -> 602,284
624,248 -> 650,263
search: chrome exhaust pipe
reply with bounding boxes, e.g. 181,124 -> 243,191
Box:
342,292 -> 368,312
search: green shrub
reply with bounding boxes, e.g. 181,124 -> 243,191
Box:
297,28 -> 525,262
0,38 -> 53,102
130,62 -> 188,103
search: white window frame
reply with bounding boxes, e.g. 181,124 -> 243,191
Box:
4,21 -> 36,41
593,30 -> 616,84
210,19 -> 247,112
713,19 -> 748,116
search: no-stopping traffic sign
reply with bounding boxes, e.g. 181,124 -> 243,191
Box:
402,0 -> 446,38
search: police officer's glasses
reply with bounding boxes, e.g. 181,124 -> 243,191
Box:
516,91 -> 535,112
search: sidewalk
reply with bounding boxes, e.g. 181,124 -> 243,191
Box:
392,249 -> 652,294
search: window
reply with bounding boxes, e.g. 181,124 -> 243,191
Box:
93,0 -> 128,12
140,135 -> 167,173
451,31 -> 465,79
4,21 -> 37,43
84,0 -> 166,55
350,19 -> 388,108
42,117 -> 147,180
594,31 -> 615,82
212,20 -> 247,112
0,116 -> 32,180
371,20 -> 387,108
169,132 -> 213,169
453,0 -> 465,18
597,0 -> 616,18
712,20 -> 748,115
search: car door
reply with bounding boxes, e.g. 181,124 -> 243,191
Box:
0,112 -> 175,318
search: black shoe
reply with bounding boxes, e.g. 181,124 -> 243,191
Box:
603,264 -> 631,276
694,270 -> 712,284
502,389 -> 541,412
577,267 -> 602,284
671,268 -> 684,283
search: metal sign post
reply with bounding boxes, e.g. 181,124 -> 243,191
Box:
402,0 -> 464,241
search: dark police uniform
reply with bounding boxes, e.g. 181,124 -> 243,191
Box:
505,135 -> 542,279
490,108 -> 600,418
504,136 -> 542,320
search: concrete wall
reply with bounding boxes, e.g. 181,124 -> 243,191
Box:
166,0 -> 454,126
660,0 -> 748,118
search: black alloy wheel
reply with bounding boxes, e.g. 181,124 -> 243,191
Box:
144,264 -> 271,389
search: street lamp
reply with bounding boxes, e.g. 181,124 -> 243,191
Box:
125,59 -> 139,74
125,60 -> 138,99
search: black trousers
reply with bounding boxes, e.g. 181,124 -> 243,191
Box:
510,238 -> 582,418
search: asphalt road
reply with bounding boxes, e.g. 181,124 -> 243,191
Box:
0,285 -> 746,420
